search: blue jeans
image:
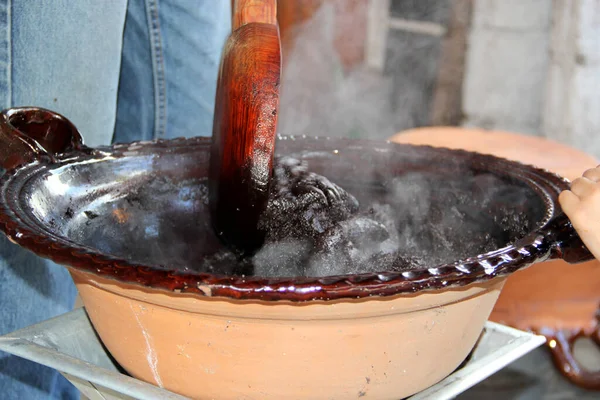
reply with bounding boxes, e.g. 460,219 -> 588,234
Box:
0,1 -> 230,399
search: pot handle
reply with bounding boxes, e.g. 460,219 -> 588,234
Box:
0,107 -> 85,171
544,322 -> 600,390
549,214 -> 596,264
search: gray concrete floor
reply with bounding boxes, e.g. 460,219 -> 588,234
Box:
459,343 -> 600,399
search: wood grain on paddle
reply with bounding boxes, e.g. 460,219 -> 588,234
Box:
233,0 -> 277,29
209,0 -> 281,255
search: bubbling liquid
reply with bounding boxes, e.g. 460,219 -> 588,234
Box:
60,154 -> 537,279
197,156 -> 534,278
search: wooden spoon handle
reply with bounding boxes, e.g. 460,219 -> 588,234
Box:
232,0 -> 277,30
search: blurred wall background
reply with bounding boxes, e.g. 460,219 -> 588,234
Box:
275,0 -> 600,158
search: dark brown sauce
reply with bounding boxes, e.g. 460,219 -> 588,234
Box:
251,156 -> 538,278
54,151 -> 543,279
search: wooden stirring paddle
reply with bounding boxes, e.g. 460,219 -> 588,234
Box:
209,0 -> 281,255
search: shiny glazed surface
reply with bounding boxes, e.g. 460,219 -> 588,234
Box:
0,132 -> 591,301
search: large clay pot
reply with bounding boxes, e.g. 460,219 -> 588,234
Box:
0,108 -> 593,399
391,126 -> 600,390
70,269 -> 505,399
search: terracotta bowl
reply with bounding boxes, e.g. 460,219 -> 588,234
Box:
391,127 -> 600,390
0,108 -> 593,399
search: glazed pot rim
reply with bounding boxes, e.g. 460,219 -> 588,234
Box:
0,134 -> 584,302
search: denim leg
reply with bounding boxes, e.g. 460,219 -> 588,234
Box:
0,1 -> 127,399
0,236 -> 81,400
114,0 -> 230,143
1,0 -> 228,397
158,0 -> 231,139
10,0 -> 128,146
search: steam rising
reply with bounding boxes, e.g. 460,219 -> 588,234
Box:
277,1 -> 447,139
44,2 -> 541,279
277,2 -> 398,140
251,157 -> 538,278
49,151 -> 541,279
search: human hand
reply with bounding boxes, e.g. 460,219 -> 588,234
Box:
559,166 -> 600,260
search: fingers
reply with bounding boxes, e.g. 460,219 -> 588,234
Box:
583,167 -> 600,182
558,167 -> 600,260
558,190 -> 580,213
563,166 -> 600,200
570,176 -> 599,198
